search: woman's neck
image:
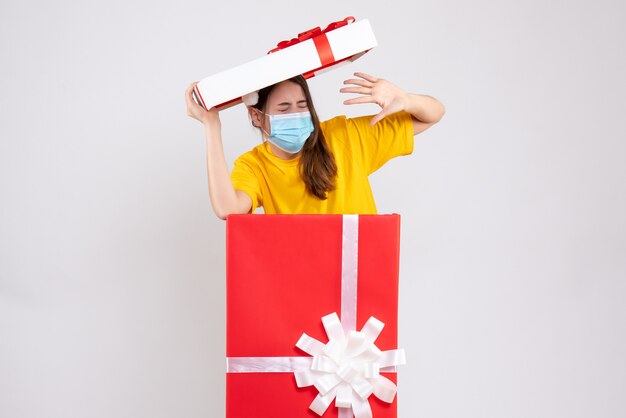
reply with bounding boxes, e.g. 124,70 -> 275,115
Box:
266,141 -> 302,160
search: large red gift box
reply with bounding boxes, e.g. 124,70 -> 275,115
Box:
225,214 -> 404,418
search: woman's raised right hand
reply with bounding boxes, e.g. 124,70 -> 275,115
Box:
185,82 -> 220,127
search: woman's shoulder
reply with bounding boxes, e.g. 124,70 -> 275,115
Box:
321,114 -> 381,133
321,114 -> 348,124
320,114 -> 349,131
320,115 -> 348,148
233,143 -> 266,167
320,115 -> 366,156
320,115 -> 355,140
322,112 -> 412,138
320,114 -> 378,142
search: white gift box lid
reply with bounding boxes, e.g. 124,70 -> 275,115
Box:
193,17 -> 377,110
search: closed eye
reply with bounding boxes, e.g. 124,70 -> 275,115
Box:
275,100 -> 308,112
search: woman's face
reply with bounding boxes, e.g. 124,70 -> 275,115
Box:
255,81 -> 309,135
265,80 -> 309,114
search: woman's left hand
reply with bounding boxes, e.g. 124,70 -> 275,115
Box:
340,72 -> 409,126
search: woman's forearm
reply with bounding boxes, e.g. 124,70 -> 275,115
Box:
203,122 -> 242,220
403,93 -> 446,124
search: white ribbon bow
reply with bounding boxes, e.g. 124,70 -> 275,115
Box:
294,312 -> 406,418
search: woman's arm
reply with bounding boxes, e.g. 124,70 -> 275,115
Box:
186,83 -> 252,220
401,93 -> 446,135
340,72 -> 446,135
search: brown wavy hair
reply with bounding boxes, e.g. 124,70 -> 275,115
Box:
251,75 -> 337,200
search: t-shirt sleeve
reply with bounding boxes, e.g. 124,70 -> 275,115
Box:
345,111 -> 415,175
230,156 -> 262,213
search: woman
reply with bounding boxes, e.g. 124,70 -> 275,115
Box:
185,72 -> 445,219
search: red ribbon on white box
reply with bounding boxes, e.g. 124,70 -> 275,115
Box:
226,215 -> 406,418
268,16 -> 355,55
193,18 -> 377,110
267,16 -> 356,78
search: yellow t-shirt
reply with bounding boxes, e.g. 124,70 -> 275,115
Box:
230,111 -> 414,214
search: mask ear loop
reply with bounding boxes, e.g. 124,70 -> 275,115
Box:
252,107 -> 271,140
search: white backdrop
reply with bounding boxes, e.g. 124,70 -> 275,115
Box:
1,1 -> 625,417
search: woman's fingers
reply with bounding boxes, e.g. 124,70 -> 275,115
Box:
340,86 -> 371,95
370,111 -> 387,126
342,73 -> 407,125
185,81 -> 210,121
186,82 -> 198,98
343,96 -> 375,105
354,72 -> 378,83
343,78 -> 373,88
185,83 -> 199,107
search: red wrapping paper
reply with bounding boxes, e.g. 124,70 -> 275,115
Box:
226,214 -> 401,417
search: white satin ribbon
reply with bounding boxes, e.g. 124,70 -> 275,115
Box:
341,214 -> 359,333
226,215 -> 406,418
227,356 -> 312,373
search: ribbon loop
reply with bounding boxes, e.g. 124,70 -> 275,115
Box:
362,362 -> 380,379
343,331 -> 367,359
296,333 -> 326,356
310,389 -> 337,416
336,385 -> 353,408
371,375 -> 398,403
315,374 -> 342,395
351,377 -> 374,400
361,316 -> 385,342
358,344 -> 383,362
323,312 -> 346,342
295,369 -> 322,387
378,349 -> 407,368
298,26 -> 322,41
337,364 -> 359,383
323,16 -> 355,32
352,395 -> 373,418
312,354 -> 339,373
